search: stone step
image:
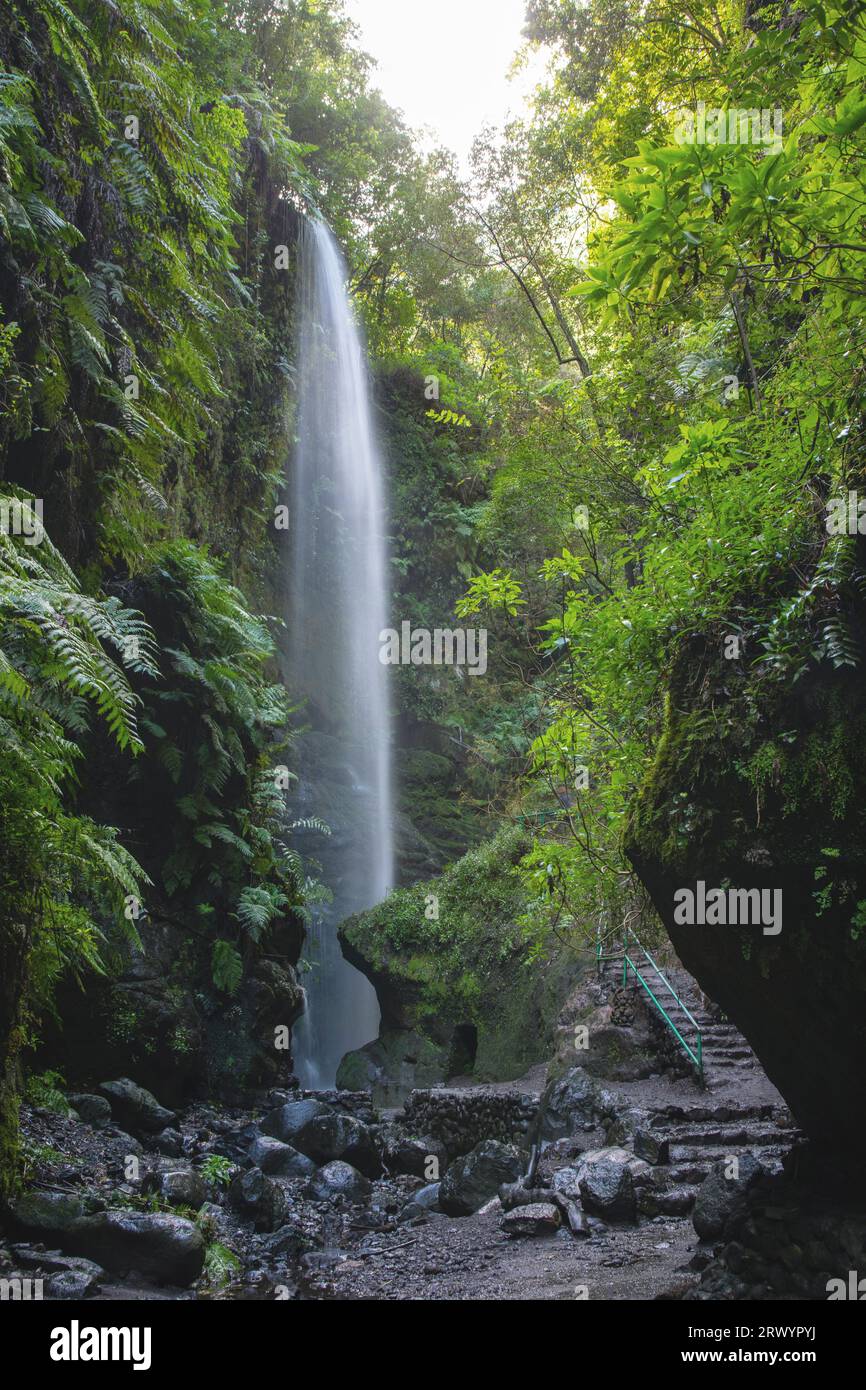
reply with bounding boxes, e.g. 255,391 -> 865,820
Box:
648,1102 -> 778,1125
664,1123 -> 785,1147
665,1162 -> 711,1185
668,1141 -> 790,1165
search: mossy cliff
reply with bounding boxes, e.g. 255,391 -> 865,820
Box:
337,827 -> 585,1093
625,620 -> 866,1154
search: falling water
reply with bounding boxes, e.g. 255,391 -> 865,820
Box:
288,217 -> 392,1088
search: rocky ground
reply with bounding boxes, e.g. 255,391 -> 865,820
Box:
4,961 -> 857,1304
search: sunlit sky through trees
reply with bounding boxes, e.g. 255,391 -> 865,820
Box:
345,0 -> 548,169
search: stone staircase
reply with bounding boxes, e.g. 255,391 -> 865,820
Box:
604,953 -> 802,1215
636,1100 -> 799,1216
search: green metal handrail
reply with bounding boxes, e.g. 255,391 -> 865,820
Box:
597,923 -> 704,1085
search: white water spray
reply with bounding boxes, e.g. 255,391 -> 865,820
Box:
289,218 -> 392,1087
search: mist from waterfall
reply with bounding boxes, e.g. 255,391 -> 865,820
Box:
288,217 -> 392,1088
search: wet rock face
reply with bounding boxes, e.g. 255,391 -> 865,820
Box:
625,640 -> 866,1155
42,919 -> 305,1104
336,1029 -> 449,1099
337,828 -> 585,1096
688,1152 -> 866,1301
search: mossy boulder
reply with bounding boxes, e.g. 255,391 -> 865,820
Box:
338,827 -> 585,1090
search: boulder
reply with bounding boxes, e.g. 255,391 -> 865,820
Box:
248,1135 -> 317,1178
67,1094 -> 112,1128
228,1168 -> 285,1232
536,1068 -> 612,1142
309,1161 -> 371,1203
578,1148 -> 637,1222
9,1246 -> 104,1300
263,1102 -> 380,1176
260,1099 -> 331,1145
501,1202 -> 561,1237
68,1211 -> 204,1284
154,1169 -> 207,1210
263,1224 -> 313,1258
151,1128 -> 185,1157
382,1131 -> 447,1179
336,1029 -> 449,1099
398,1181 -> 441,1224
551,1166 -> 582,1201
693,1155 -> 765,1241
3,1191 -> 104,1240
633,1125 -> 669,1165
98,1078 -> 176,1134
439,1140 -> 523,1216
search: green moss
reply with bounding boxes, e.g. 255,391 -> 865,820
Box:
341,825 -> 586,1083
0,1084 -> 20,1201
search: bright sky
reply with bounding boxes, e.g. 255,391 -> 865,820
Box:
344,0 -> 546,170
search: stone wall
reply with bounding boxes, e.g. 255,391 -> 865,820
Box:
399,1087 -> 538,1158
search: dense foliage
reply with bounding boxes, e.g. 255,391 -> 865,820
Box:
1,0 -> 865,1185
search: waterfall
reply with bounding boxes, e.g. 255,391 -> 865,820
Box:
288,217 -> 392,1088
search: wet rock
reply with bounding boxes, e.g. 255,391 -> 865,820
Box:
68,1211 -> 204,1284
154,1169 -> 207,1209
336,1029 -> 449,1097
248,1135 -> 317,1178
536,1068 -> 612,1142
439,1140 -> 523,1216
693,1155 -> 765,1241
633,1125 -> 669,1165
578,1149 -> 637,1222
98,1078 -> 176,1134
551,1166 -> 582,1201
67,1094 -> 111,1129
639,1185 -> 695,1217
264,1224 -> 313,1258
501,1202 -> 561,1237
105,1132 -> 144,1166
151,1127 -> 185,1157
4,1191 -> 104,1240
9,1245 -> 104,1299
398,1181 -> 441,1223
309,1161 -> 371,1203
564,1203 -> 591,1238
382,1131 -> 447,1179
260,1099 -> 331,1145
264,1102 -> 380,1176
228,1168 -> 286,1232
300,1249 -> 348,1273
47,1267 -> 101,1299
